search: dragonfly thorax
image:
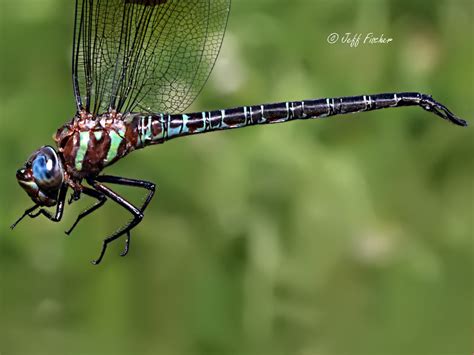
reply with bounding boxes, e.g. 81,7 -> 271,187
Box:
16,146 -> 64,207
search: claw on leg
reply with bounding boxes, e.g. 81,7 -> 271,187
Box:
120,231 -> 131,257
91,241 -> 108,265
91,230 -> 132,265
86,176 -> 155,265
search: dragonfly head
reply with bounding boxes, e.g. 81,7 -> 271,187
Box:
16,146 -> 64,207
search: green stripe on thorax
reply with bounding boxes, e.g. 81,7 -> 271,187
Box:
105,129 -> 125,164
93,131 -> 103,141
75,131 -> 90,171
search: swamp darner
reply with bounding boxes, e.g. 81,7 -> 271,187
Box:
11,0 -> 467,265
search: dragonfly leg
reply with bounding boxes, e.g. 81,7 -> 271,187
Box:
68,189 -> 81,204
13,184 -> 68,227
10,205 -> 39,229
88,179 -> 144,265
95,175 -> 156,211
65,186 -> 106,236
121,231 -> 131,257
94,175 -> 156,257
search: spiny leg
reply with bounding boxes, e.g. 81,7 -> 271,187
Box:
88,179 -> 144,265
94,175 -> 156,257
11,205 -> 39,229
68,189 -> 81,204
15,184 -> 68,225
65,186 -> 106,236
121,231 -> 131,257
95,175 -> 156,211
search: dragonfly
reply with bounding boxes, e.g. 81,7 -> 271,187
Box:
11,0 -> 467,265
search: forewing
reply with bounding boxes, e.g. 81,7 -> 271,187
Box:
72,0 -> 230,115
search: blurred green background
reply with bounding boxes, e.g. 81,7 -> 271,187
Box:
0,0 -> 473,354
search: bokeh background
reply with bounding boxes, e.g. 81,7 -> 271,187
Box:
0,0 -> 473,354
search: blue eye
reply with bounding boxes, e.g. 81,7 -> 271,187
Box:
32,155 -> 53,181
24,146 -> 63,192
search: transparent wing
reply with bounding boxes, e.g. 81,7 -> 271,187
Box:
72,0 -> 230,115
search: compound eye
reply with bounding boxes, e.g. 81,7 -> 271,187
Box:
31,147 -> 63,191
32,155 -> 54,180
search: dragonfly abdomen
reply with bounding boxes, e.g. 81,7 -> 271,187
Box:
135,102 -> 302,148
134,92 -> 459,148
